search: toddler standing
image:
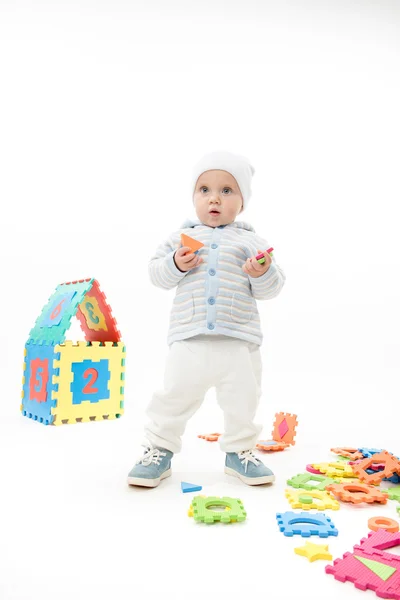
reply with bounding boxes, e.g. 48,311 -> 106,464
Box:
128,151 -> 286,487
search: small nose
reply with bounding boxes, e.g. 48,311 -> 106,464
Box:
209,194 -> 220,203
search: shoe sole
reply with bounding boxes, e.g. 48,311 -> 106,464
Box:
224,466 -> 275,485
127,468 -> 172,488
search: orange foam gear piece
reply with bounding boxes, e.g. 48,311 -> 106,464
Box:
325,482 -> 388,505
198,433 -> 221,442
180,233 -> 204,254
256,440 -> 289,452
271,412 -> 298,446
352,451 -> 400,485
368,516 -> 399,533
331,447 -> 364,460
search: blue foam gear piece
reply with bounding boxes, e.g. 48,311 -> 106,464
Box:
28,279 -> 94,345
358,448 -> 384,458
21,342 -> 59,425
181,482 -> 203,493
276,511 -> 339,538
70,359 -> 110,404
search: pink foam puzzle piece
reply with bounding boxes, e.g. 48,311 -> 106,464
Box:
326,552 -> 400,597
326,530 -> 400,598
355,530 -> 400,557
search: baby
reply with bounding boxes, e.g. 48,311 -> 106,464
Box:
128,151 -> 286,487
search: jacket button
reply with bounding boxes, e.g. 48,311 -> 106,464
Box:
208,297 -> 215,305
211,243 -> 218,249
208,269 -> 216,276
207,323 -> 215,330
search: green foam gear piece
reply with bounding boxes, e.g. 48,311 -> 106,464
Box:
287,473 -> 336,491
28,279 -> 95,345
354,555 -> 397,581
191,496 -> 247,524
382,486 -> 400,502
337,455 -> 351,462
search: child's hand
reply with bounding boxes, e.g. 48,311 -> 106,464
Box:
242,249 -> 272,278
174,246 -> 203,272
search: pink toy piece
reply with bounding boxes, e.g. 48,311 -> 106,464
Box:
326,530 -> 400,598
278,418 -> 290,439
306,464 -> 324,475
354,529 -> 400,555
349,460 -> 363,465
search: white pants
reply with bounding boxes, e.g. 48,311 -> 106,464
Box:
144,335 -> 263,453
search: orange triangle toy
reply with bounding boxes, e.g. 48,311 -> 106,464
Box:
181,233 -> 204,254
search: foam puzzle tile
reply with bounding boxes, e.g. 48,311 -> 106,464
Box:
358,448 -> 385,458
28,279 -> 94,344
197,433 -> 221,442
76,279 -> 121,343
326,482 -> 388,505
21,342 -> 59,425
287,473 -> 336,491
271,412 -> 298,445
313,462 -> 355,479
326,530 -> 400,598
331,447 -> 364,460
191,496 -> 246,524
276,511 -> 338,538
51,341 -> 125,425
352,452 -> 400,486
285,489 -> 340,511
382,487 -> 400,502
256,440 -> 289,452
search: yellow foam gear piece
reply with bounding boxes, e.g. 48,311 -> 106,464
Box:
294,542 -> 333,562
312,462 -> 354,478
51,341 -> 125,425
180,233 -> 204,253
285,488 -> 340,511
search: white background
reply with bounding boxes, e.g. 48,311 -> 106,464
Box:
1,1 -> 400,599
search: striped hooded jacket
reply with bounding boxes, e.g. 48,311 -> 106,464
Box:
149,218 -> 286,346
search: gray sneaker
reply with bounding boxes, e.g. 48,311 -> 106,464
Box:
225,450 -> 275,485
127,443 -> 173,488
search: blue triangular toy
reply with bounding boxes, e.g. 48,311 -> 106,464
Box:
181,481 -> 202,493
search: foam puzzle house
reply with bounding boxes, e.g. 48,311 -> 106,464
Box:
21,278 -> 125,426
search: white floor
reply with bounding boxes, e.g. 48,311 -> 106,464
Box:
2,381 -> 400,600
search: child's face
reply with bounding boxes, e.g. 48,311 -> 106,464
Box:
193,170 -> 243,227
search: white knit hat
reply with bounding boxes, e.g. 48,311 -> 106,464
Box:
191,150 -> 255,210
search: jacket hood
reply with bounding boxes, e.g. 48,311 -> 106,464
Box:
180,218 -> 255,233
